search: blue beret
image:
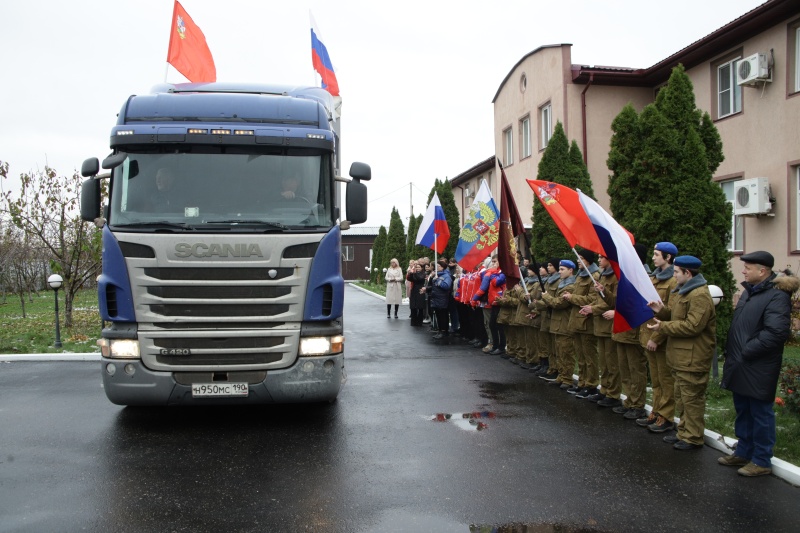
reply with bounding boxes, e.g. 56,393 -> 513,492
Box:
655,242 -> 678,256
674,255 -> 702,269
560,259 -> 576,269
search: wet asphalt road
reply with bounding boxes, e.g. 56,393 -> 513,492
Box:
1,285 -> 800,533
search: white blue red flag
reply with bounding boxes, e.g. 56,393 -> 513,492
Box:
455,179 -> 500,271
310,14 -> 340,96
527,179 -> 660,333
415,192 -> 450,254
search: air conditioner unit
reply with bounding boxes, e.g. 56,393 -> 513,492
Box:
734,177 -> 771,215
736,53 -> 770,86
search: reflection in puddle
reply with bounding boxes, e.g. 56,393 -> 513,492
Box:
427,411 -> 495,431
469,524 -> 608,532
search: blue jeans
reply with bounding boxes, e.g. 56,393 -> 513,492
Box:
732,392 -> 776,468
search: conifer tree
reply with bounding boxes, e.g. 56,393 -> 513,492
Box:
607,64 -> 734,348
370,226 -> 387,284
531,122 -> 593,263
384,207 -> 407,269
433,178 -> 461,260
408,214 -> 430,261
406,212 -> 419,263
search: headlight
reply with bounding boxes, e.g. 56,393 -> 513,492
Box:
299,335 -> 344,356
98,338 -> 141,359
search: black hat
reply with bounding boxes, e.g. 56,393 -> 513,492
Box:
740,250 -> 774,268
575,246 -> 597,264
548,257 -> 560,269
633,242 -> 649,264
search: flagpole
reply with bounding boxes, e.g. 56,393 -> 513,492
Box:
572,247 -> 604,297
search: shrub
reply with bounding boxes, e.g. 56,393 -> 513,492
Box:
779,361 -> 800,416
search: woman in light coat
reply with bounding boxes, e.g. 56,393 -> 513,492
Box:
385,258 -> 404,318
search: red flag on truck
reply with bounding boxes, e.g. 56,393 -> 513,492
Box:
167,1 -> 216,83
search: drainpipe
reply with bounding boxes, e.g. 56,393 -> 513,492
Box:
581,74 -> 593,165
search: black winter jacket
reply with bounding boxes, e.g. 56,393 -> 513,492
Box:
721,273 -> 799,402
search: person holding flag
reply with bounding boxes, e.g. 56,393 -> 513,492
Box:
416,192 -> 450,259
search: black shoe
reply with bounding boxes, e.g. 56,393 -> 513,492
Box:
673,440 -> 702,451
575,387 -> 597,399
508,358 -> 520,365
566,386 -> 581,395
597,397 -> 622,408
539,372 -> 559,382
648,416 -> 675,433
489,348 -> 505,356
519,363 -> 532,370
624,408 -> 649,420
549,379 -> 566,386
586,393 -> 605,403
663,435 -> 679,444
394,315 -> 398,319
612,405 -> 630,415
636,413 -> 658,427
387,315 -> 391,318
432,333 -> 445,340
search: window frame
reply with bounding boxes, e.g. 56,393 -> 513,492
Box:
539,103 -> 552,150
720,179 -> 744,253
342,244 -> 354,262
715,56 -> 742,119
520,115 -> 531,160
503,128 -> 513,167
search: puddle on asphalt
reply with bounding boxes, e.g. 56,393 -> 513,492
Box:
427,411 -> 496,431
469,524 -> 609,532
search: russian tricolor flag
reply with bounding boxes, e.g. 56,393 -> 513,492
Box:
416,192 -> 450,254
528,180 -> 660,333
310,14 -> 340,96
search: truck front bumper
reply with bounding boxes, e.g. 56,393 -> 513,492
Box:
100,354 -> 345,406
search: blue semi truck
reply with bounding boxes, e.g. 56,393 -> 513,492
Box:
79,83 -> 370,405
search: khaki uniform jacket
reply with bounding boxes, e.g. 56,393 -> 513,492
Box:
640,266 -> 677,348
536,275 -> 560,334
567,266 -> 601,334
540,276 -> 576,336
496,286 -> 517,325
591,268 -> 618,337
657,275 -> 717,373
521,280 -> 543,328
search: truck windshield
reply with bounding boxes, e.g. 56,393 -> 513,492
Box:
107,149 -> 334,230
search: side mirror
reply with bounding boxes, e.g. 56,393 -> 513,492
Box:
80,178 -> 101,222
345,180 -> 367,225
349,162 -> 371,182
81,158 -> 99,178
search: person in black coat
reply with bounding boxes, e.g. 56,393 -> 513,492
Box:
425,259 -> 453,339
406,263 -> 427,326
720,251 -> 800,476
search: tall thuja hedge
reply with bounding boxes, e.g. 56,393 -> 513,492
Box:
531,122 -> 596,263
384,207 -> 407,269
434,178 -> 461,260
370,226 -> 387,284
408,214 -> 429,261
406,212 -> 419,265
607,64 -> 734,350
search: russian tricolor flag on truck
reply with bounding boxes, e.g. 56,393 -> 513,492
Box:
310,14 -> 340,96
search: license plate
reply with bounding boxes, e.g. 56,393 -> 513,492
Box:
191,383 -> 249,398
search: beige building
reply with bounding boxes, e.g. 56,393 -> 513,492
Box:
453,0 -> 800,284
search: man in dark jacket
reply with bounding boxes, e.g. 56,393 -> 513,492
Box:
720,251 -> 799,477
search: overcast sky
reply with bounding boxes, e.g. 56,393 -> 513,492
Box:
1,0 -> 765,228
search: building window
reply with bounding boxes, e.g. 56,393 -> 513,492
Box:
503,128 -> 513,166
721,180 -> 744,252
520,116 -> 531,159
717,58 -> 742,118
794,26 -> 800,93
342,245 -> 354,262
540,103 -> 552,149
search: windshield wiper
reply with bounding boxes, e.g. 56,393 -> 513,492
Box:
114,221 -> 195,230
203,220 -> 288,230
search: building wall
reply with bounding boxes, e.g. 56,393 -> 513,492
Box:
342,236 -> 376,280
486,8 -> 800,286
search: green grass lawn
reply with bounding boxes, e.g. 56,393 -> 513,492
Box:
0,289 -> 102,353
